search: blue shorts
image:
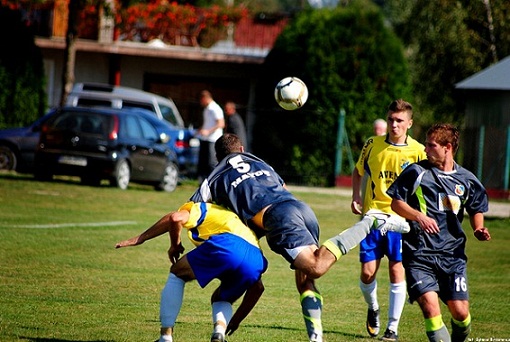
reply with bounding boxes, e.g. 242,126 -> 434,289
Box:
359,230 -> 402,263
187,233 -> 268,302
263,200 -> 320,265
404,254 -> 469,304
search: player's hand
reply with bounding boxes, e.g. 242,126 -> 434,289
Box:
115,236 -> 142,248
474,227 -> 491,241
168,243 -> 185,264
351,200 -> 363,215
416,213 -> 440,234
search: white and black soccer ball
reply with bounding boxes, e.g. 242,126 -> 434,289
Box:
274,77 -> 308,111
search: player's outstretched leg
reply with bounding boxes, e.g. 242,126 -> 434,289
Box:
322,216 -> 374,259
365,209 -> 410,234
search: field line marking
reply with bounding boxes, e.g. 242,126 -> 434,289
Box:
5,221 -> 138,228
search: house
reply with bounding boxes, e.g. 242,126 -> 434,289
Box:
33,1 -> 288,138
456,55 -> 510,198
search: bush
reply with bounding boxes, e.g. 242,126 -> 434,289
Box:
0,6 -> 46,128
252,0 -> 411,185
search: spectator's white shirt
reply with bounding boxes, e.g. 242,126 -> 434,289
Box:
201,100 -> 224,142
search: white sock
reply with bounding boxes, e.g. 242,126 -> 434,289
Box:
159,335 -> 173,342
160,273 -> 185,328
360,279 -> 378,311
212,301 -> 232,334
387,281 -> 406,333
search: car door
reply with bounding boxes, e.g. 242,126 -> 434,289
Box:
121,114 -> 148,181
122,115 -> 164,181
138,116 -> 167,180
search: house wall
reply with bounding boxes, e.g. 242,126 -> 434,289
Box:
462,90 -> 510,191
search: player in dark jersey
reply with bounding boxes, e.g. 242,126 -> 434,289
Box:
190,133 -> 410,342
387,124 -> 491,342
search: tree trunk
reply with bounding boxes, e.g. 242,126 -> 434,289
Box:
60,0 -> 81,106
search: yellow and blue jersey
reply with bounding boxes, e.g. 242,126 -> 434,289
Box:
179,201 -> 260,248
356,135 -> 426,214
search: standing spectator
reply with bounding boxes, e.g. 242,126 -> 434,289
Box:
197,90 -> 224,181
373,118 -> 388,136
388,123 -> 491,342
224,101 -> 247,148
351,99 -> 426,341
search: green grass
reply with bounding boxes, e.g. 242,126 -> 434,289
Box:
0,172 -> 509,342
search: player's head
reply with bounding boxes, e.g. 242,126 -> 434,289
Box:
215,133 -> 244,161
426,123 -> 460,155
386,99 -> 413,143
387,99 -> 413,119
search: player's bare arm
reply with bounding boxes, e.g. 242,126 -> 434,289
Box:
115,212 -> 175,248
470,212 -> 491,241
351,168 -> 363,215
167,210 -> 189,263
391,198 -> 440,234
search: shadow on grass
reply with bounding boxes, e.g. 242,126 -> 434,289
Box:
21,339 -> 113,342
242,323 -> 366,339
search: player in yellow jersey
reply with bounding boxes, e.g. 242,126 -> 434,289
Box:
116,201 -> 268,342
351,99 -> 427,341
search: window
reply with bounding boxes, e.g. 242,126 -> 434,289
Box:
124,115 -> 143,139
139,118 -> 158,141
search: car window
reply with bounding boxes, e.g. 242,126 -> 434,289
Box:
50,112 -> 79,130
77,98 -> 113,107
160,104 -> 180,127
139,117 -> 159,141
123,115 -> 143,139
83,115 -> 107,135
122,100 -> 155,115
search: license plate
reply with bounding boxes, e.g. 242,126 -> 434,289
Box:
58,156 -> 87,166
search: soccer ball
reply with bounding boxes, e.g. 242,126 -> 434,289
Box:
274,77 -> 308,110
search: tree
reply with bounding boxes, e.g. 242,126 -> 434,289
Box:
382,0 -> 510,130
0,5 -> 46,128
252,0 -> 411,185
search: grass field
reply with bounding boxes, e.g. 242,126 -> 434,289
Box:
0,172 -> 509,342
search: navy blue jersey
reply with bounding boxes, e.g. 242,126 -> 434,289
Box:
387,160 -> 488,259
190,152 -> 296,224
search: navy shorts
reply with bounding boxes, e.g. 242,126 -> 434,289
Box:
359,230 -> 402,263
404,254 -> 469,304
187,233 -> 268,302
263,200 -> 320,265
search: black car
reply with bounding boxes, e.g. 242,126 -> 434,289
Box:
0,107 -> 198,178
34,107 -> 179,191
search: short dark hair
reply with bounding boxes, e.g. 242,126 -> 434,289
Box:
388,99 -> 413,119
427,123 -> 460,154
215,133 -> 243,161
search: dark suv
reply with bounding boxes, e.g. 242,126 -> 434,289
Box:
34,107 -> 179,192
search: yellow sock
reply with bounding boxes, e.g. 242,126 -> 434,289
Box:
425,315 -> 444,332
322,240 -> 342,260
452,313 -> 471,328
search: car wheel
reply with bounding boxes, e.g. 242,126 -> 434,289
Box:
111,159 -> 130,190
155,162 -> 178,192
0,145 -> 17,171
